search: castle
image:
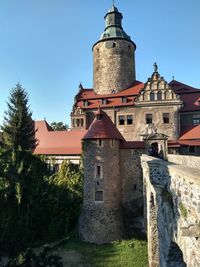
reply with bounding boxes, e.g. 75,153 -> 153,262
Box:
34,4 -> 200,266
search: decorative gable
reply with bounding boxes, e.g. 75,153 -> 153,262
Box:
135,63 -> 181,105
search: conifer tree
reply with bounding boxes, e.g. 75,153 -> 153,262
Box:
2,83 -> 36,152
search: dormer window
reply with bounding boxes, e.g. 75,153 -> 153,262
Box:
101,99 -> 107,105
121,96 -> 127,103
83,100 -> 89,107
97,114 -> 103,120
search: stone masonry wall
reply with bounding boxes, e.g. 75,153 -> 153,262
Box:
85,104 -> 179,141
120,148 -> 145,234
168,154 -> 200,170
141,155 -> 200,267
79,139 -> 123,244
93,39 -> 135,94
120,149 -> 144,209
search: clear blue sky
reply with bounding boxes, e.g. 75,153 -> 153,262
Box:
0,0 -> 200,127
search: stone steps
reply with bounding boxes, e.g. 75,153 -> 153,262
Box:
167,242 -> 187,267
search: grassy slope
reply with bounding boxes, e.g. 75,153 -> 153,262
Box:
64,238 -> 148,267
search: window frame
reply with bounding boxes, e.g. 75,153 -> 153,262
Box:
95,190 -> 104,202
127,115 -> 133,125
146,113 -> 153,124
95,163 -> 103,179
150,91 -> 155,101
163,113 -> 170,124
118,115 -> 125,125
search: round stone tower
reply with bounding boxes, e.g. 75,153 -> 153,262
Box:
93,4 -> 136,95
79,108 -> 124,244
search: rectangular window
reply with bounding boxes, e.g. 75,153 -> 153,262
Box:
83,100 -> 89,107
127,115 -> 133,125
95,164 -> 103,179
98,139 -> 102,147
119,115 -> 125,125
101,99 -> 107,105
163,113 -> 170,124
192,114 -> 200,125
193,119 -> 200,125
121,97 -> 127,103
146,114 -> 153,124
95,190 -> 103,202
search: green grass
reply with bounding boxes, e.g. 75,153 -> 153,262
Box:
63,237 -> 148,267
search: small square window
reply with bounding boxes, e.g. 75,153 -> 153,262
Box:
127,115 -> 133,125
146,114 -> 153,124
163,113 -> 169,124
101,99 -> 107,105
83,100 -> 89,107
119,115 -> 125,125
192,114 -> 200,125
95,190 -> 103,202
121,97 -> 127,103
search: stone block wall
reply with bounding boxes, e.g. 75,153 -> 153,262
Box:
93,39 -> 135,94
120,148 -> 144,210
141,155 -> 200,267
79,139 -> 123,243
119,148 -> 145,234
85,104 -> 180,141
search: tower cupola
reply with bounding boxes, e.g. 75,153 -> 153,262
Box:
100,5 -> 131,40
93,4 -> 136,95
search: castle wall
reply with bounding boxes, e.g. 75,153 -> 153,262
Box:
168,154 -> 200,170
93,39 -> 135,94
141,155 -> 200,267
79,139 -> 123,244
119,148 -> 145,235
120,148 -> 144,208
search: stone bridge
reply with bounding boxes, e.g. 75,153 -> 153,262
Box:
141,154 -> 200,267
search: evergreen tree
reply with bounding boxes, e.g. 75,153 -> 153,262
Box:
1,83 -> 36,152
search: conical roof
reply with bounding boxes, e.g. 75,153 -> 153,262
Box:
83,108 -> 125,140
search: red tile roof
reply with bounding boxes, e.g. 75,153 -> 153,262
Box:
75,81 -> 144,109
179,125 -> 200,140
178,140 -> 200,146
34,120 -> 86,155
83,108 -> 125,140
170,80 -> 200,112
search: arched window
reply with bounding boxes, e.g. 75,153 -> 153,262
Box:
150,91 -> 155,101
157,91 -> 162,100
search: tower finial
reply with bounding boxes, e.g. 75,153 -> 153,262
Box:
153,62 -> 158,72
112,0 -> 115,6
